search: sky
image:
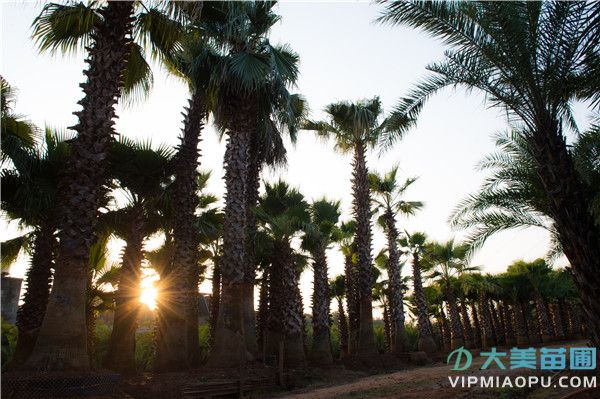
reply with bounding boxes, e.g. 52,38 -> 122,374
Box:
2,1 -> 591,313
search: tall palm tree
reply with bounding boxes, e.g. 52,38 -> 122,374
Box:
304,97 -> 414,356
102,138 -> 174,374
400,232 -> 437,354
379,1 -> 600,350
302,198 -> 342,364
255,181 -> 310,367
370,167 -> 422,353
1,130 -> 69,369
209,2 -> 300,367
426,239 -> 477,349
24,1 -> 140,371
330,275 -> 349,357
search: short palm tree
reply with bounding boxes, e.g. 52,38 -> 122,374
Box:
255,181 -> 310,367
304,97 -> 414,355
102,138 -> 174,374
370,166 -> 422,353
329,275 -> 349,357
302,198 -> 342,364
425,239 -> 477,349
399,232 -> 437,354
379,1 -> 600,350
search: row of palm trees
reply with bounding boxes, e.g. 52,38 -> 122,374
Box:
1,0 -> 598,377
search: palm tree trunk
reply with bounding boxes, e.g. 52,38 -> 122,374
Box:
439,308 -> 452,352
490,301 -> 505,346
23,1 -> 134,371
344,251 -> 359,354
514,300 -> 529,346
257,272 -> 269,356
156,91 -> 206,371
383,209 -> 408,353
502,301 -> 516,346
551,302 -> 565,340
382,302 -> 391,352
444,285 -> 464,349
337,297 -> 349,357
209,97 -> 253,367
7,223 -> 56,370
412,252 -> 436,354
352,141 -> 376,356
105,205 -> 145,374
243,139 -> 262,357
282,240 -> 306,367
470,303 -> 482,348
460,299 -> 474,349
535,294 -> 554,342
527,124 -> 600,354
478,294 -> 494,349
567,301 -> 582,339
526,301 -> 541,345
209,260 -> 221,348
557,299 -> 569,340
311,245 -> 332,364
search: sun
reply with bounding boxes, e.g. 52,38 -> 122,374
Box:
139,270 -> 159,310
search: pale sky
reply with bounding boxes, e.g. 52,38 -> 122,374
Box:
2,1 -> 591,314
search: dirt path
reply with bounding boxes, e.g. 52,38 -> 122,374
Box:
278,342 -> 591,399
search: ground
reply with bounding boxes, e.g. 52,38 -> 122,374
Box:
275,341 -> 598,399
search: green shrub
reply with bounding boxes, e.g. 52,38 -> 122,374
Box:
1,318 -> 17,366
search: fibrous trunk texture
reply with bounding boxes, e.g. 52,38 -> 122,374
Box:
242,138 -> 261,357
351,142 -> 376,355
460,300 -> 474,349
156,91 -> 206,371
257,272 -> 269,356
282,241 -> 306,367
502,301 -> 516,346
7,223 -> 56,370
311,245 -> 332,364
383,209 -> 408,353
337,297 -> 349,357
527,122 -> 600,357
23,1 -> 134,371
478,295 -> 494,349
105,205 -> 145,374
209,95 -> 252,367
344,251 -> 359,355
444,285 -> 464,349
470,303 -> 482,348
412,253 -> 436,354
535,294 -> 554,343
209,260 -> 221,348
514,301 -> 529,346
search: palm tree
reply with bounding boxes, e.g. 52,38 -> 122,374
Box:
450,129 -> 600,261
400,232 -> 437,354
301,199 -> 342,364
102,139 -> 174,374
304,97 -> 414,356
330,275 -> 349,357
243,94 -> 306,358
1,76 -> 37,168
379,1 -> 600,350
24,0 -> 202,371
255,181 -> 310,367
507,259 -> 555,343
426,239 -> 478,349
209,2 -> 300,367
370,167 -> 422,353
1,130 -> 69,369
24,1 -> 139,371
337,221 -> 359,354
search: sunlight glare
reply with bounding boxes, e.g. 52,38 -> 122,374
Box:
139,269 -> 159,310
